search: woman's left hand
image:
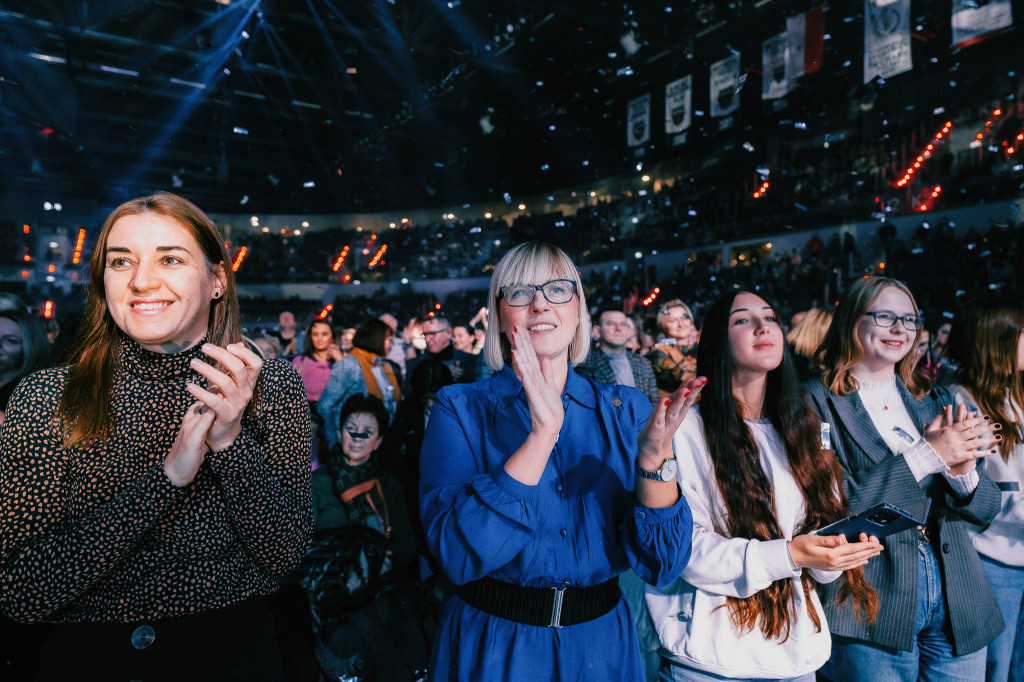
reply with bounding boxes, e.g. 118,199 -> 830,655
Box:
637,376 -> 706,465
187,342 -> 264,453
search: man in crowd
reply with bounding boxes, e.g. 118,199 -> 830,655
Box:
272,310 -> 300,356
407,314 -> 477,385
379,312 -> 408,378
576,308 -> 660,406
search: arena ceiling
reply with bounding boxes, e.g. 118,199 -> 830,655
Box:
0,0 -> 1010,217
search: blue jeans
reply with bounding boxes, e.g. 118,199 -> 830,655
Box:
658,658 -> 814,682
980,555 -> 1024,682
825,542 -> 986,682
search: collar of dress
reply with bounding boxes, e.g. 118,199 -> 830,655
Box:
118,333 -> 209,383
490,364 -> 596,411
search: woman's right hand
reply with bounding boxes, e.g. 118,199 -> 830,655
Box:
789,533 -> 883,571
327,343 -> 344,361
923,404 -> 1001,475
509,325 -> 563,441
164,401 -> 216,487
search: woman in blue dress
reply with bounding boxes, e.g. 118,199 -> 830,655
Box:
419,241 -> 703,681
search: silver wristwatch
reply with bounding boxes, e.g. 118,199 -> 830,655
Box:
635,457 -> 678,482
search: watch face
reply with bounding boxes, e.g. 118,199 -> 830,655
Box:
660,458 -> 678,480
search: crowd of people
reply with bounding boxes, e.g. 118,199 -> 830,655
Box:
1,192 -> 1021,682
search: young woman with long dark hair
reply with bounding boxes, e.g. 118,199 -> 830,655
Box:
647,291 -> 880,681
804,276 -> 1003,681
946,297 -> 1024,682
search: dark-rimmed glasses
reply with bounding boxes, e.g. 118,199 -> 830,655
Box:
499,280 -> 577,307
863,310 -> 923,331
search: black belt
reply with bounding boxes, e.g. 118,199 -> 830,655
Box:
457,576 -> 620,628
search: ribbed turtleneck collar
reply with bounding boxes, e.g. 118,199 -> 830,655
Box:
118,334 -> 208,383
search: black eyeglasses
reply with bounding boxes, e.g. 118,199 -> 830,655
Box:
863,310 -> 923,331
499,279 -> 577,307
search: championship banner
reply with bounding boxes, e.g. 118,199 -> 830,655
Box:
785,5 -> 826,82
627,93 -> 651,147
665,76 -> 692,134
952,0 -> 1012,50
710,54 -> 741,118
762,33 -> 789,100
864,0 -> 912,84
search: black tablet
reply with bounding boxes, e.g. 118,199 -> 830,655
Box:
817,499 -> 931,540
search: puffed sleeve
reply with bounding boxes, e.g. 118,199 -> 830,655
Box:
0,372 -> 187,622
205,360 -> 313,577
620,395 -> 693,588
418,389 -> 539,585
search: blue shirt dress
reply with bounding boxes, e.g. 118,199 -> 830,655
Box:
419,365 -> 693,681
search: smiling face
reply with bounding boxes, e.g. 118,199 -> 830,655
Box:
310,321 -> 334,351
340,412 -> 382,466
452,325 -> 474,352
854,285 -> 916,376
421,318 -> 452,355
728,292 -> 784,379
103,213 -> 225,353
660,305 -> 694,342
498,278 -> 580,364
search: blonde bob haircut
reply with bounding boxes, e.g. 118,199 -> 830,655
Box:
818,276 -> 927,399
483,241 -> 590,372
656,298 -> 695,336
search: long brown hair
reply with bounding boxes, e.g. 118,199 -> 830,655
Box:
948,298 -> 1024,460
58,193 -> 242,447
697,291 -> 878,641
818,276 -> 927,399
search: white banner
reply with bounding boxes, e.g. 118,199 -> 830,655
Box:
951,0 -> 1013,49
785,14 -> 806,84
627,93 -> 651,147
864,0 -> 912,84
710,54 -> 741,118
665,76 -> 692,134
763,33 -> 789,100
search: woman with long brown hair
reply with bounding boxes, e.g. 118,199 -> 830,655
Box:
647,290 -> 880,681
0,193 -> 312,680
946,297 -> 1024,682
804,276 -> 1002,681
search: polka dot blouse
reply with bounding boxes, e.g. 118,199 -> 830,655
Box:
0,335 -> 313,623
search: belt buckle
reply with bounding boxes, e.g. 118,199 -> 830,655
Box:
549,586 -> 566,628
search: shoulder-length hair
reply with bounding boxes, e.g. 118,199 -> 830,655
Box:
0,310 -> 50,379
949,297 -> 1024,460
483,241 -> 590,372
786,308 -> 833,371
302,319 -> 334,359
697,290 -> 877,641
58,192 -> 241,447
818,276 -> 927,398
352,319 -> 393,357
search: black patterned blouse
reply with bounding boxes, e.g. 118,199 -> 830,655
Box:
0,335 -> 313,623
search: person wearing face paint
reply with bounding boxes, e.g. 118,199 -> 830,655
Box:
944,298 -> 1024,682
310,394 -> 416,576
646,291 -> 881,681
804,276 -> 1003,682
0,193 -> 312,681
419,241 -> 703,682
646,300 -> 699,398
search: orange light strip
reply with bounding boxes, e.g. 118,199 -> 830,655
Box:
368,244 -> 388,268
332,246 -> 351,272
642,286 -> 662,307
896,121 -> 952,188
317,304 -> 334,319
752,181 -> 770,199
72,228 -> 86,264
231,246 -> 248,272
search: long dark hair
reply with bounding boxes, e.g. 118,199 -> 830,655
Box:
697,291 -> 878,641
58,193 -> 241,447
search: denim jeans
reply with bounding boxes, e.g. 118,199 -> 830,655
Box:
980,555 -> 1024,682
658,658 -> 814,682
825,542 -> 986,682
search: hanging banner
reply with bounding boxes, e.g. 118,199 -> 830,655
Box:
786,5 -> 826,81
864,0 -> 912,84
763,33 -> 789,100
951,0 -> 1013,50
710,54 -> 741,118
627,93 -> 651,147
665,76 -> 692,134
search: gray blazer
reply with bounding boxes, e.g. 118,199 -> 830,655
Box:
804,378 -> 1003,655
